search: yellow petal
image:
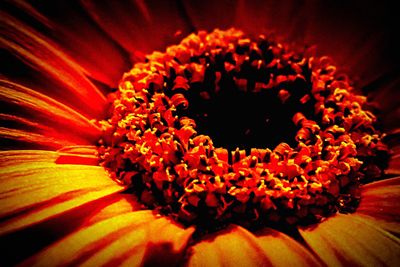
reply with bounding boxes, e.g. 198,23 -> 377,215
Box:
0,150 -> 125,235
22,210 -> 194,267
187,225 -> 320,267
0,11 -> 106,117
299,213 -> 400,266
21,211 -> 154,267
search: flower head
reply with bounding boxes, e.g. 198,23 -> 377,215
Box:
0,1 -> 399,266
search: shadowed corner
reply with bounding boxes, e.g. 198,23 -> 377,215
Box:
142,242 -> 187,267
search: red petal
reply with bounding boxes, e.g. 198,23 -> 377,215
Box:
9,0 -> 131,86
0,12 -> 106,117
0,80 -> 101,148
81,0 -> 192,60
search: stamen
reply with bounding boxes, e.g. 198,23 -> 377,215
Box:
97,29 -> 389,228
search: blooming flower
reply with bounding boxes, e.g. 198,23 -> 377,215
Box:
1,1 -> 399,266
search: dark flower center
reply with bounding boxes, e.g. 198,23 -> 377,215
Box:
180,70 -> 309,151
97,29 -> 389,230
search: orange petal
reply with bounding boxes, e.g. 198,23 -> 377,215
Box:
355,177 -> 400,234
0,150 -> 125,235
22,211 -> 194,267
0,12 -> 106,117
299,213 -> 400,266
83,193 -> 143,225
186,225 -> 268,266
186,225 -> 320,266
255,228 -> 322,266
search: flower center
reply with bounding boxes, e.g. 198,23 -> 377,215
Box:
97,29 -> 388,229
178,66 -> 310,151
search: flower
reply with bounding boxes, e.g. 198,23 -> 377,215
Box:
1,1 -> 399,266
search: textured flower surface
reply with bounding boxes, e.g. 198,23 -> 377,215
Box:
0,1 -> 399,266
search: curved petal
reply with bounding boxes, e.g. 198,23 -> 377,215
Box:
186,225 -> 321,266
0,150 -> 125,235
388,155 -> 400,176
82,193 -> 142,225
0,80 -> 101,148
182,0 -> 237,31
0,150 -> 58,166
21,210 -> 194,267
0,127 -> 75,149
56,145 -> 99,165
7,0 -> 131,86
81,0 -> 192,60
0,11 -> 106,117
367,78 -> 400,130
299,213 -> 400,266
0,80 -> 101,135
355,177 -> 400,234
255,228 -> 322,266
186,225 -> 269,266
386,130 -> 400,175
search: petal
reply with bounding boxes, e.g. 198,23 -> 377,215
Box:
0,150 -> 125,235
81,0 -> 192,59
0,77 -> 102,148
0,127 -> 75,149
367,78 -> 400,130
0,80 -> 101,140
0,11 -> 106,117
186,225 -> 268,266
299,213 -> 400,266
0,150 -> 58,166
388,155 -> 400,176
55,146 -> 100,165
21,211 -> 154,267
9,0 -> 131,86
22,210 -> 194,267
186,225 -> 320,266
386,130 -> 400,175
355,177 -> 400,234
82,194 -> 142,225
255,228 -> 322,266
